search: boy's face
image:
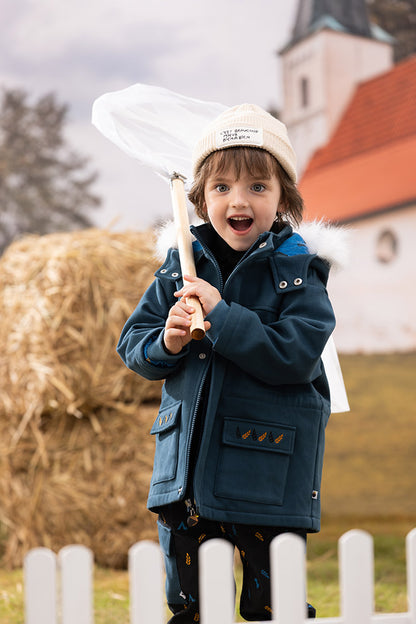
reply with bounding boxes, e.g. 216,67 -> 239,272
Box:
203,164 -> 282,251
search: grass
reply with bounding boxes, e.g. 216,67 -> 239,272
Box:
1,353 -> 416,622
322,353 -> 416,518
0,568 -> 23,624
306,517 -> 414,617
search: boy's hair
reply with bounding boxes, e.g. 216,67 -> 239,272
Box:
188,146 -> 304,226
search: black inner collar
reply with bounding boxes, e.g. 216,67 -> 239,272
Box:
197,221 -> 287,282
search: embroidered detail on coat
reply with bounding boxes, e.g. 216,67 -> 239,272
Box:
237,426 -> 284,446
223,418 -> 296,455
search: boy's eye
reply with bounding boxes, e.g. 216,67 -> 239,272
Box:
252,183 -> 265,192
215,184 -> 229,192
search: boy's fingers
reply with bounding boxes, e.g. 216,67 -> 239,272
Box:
166,328 -> 188,337
180,301 -> 195,312
174,293 -> 197,312
171,300 -> 194,314
174,289 -> 190,299
176,286 -> 198,299
167,315 -> 191,327
175,275 -> 201,296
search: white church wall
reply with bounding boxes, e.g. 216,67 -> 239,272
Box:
329,205 -> 416,353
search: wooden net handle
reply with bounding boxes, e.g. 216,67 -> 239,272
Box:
170,176 -> 205,340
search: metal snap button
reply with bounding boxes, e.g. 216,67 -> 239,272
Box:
259,242 -> 267,248
160,269 -> 167,274
171,272 -> 179,277
199,353 -> 206,360
279,280 -> 288,289
294,278 -> 303,286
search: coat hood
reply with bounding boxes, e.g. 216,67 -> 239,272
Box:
154,218 -> 350,271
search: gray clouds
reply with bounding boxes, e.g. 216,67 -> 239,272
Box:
1,0 -> 297,229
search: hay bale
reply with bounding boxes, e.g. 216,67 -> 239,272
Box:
0,228 -> 161,422
0,404 -> 158,569
0,229 -> 164,567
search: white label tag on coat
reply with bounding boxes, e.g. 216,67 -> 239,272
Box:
216,127 -> 263,147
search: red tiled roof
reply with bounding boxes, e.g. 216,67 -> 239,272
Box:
300,55 -> 416,222
301,135 -> 416,222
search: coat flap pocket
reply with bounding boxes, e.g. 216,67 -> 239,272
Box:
222,418 -> 296,455
150,402 -> 181,435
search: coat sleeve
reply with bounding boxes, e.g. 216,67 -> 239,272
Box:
205,256 -> 336,386
116,275 -> 189,381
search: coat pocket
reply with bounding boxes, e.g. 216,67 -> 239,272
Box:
214,417 -> 296,506
150,401 -> 181,484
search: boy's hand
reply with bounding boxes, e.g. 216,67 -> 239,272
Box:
175,275 -> 222,317
163,299 -> 211,355
163,275 -> 220,355
164,299 -> 195,354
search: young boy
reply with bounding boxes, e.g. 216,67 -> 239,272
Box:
117,104 -> 336,622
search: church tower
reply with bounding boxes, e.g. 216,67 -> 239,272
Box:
280,0 -> 394,174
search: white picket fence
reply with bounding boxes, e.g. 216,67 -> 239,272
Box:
23,528 -> 416,624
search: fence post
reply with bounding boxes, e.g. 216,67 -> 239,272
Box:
199,538 -> 235,624
270,533 -> 307,624
129,540 -> 164,624
24,547 -> 57,624
59,545 -> 94,624
407,528 -> 416,622
339,529 -> 373,624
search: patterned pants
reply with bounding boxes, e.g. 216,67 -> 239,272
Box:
159,501 -> 314,623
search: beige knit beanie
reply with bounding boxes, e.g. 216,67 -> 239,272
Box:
192,103 -> 297,182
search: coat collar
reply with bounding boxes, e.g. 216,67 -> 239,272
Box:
155,219 -> 349,272
189,222 -> 295,258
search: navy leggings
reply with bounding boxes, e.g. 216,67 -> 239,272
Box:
159,501 -> 310,622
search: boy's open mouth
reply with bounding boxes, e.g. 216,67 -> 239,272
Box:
228,216 -> 253,232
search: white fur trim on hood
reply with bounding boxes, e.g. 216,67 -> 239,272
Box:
155,218 -> 350,270
297,220 -> 350,272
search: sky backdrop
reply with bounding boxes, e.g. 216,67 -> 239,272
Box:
1,0 -> 298,230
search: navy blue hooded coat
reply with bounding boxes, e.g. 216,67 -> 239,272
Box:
117,223 -> 336,532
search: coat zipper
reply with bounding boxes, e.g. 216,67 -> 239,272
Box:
181,228 -> 270,519
182,359 -> 211,511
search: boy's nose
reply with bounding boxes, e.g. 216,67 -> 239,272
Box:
230,188 -> 249,208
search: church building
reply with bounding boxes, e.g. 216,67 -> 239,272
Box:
280,0 -> 416,353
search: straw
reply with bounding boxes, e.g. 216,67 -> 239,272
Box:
0,229 -> 162,568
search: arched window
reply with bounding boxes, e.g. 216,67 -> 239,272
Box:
300,77 -> 309,108
376,229 -> 398,263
